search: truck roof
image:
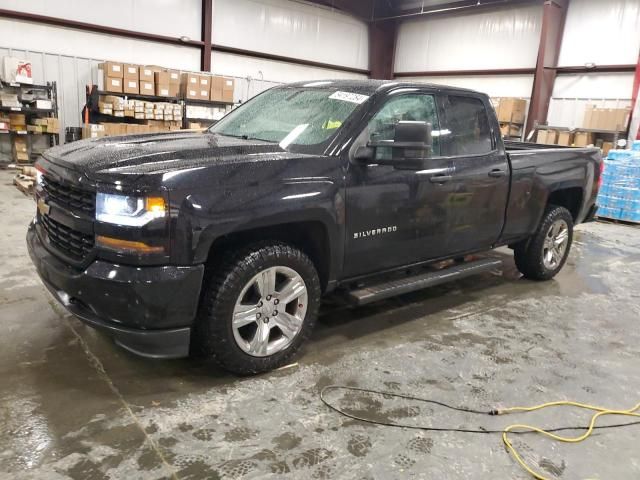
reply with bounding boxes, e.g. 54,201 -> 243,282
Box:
284,79 -> 485,97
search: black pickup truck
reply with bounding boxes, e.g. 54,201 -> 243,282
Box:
27,80 -> 602,374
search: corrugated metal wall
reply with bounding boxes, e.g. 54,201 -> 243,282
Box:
0,46 -> 286,146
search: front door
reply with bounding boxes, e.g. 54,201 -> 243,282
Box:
343,91 -> 455,278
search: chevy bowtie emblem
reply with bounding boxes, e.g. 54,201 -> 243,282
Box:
37,198 -> 50,216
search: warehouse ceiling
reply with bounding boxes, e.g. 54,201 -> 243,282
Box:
305,0 -> 536,22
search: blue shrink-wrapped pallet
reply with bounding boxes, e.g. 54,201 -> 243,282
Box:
596,146 -> 640,223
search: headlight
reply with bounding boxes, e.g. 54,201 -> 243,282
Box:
96,193 -> 166,226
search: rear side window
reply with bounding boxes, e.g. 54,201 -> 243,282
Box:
444,96 -> 493,156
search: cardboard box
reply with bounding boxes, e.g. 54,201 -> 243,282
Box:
124,79 -> 139,94
574,131 -> 595,147
168,70 -> 180,85
199,86 -> 210,101
500,123 -> 520,137
9,113 -> 26,127
0,93 -> 20,107
31,99 -> 52,110
1,57 -> 33,84
104,76 -> 123,93
168,83 -> 180,98
156,85 -> 170,97
583,106 -> 631,131
536,129 -> 558,145
498,98 -> 527,124
198,74 -> 210,89
99,61 -> 123,78
582,105 -> 596,129
210,76 -> 224,101
181,73 -> 200,98
139,66 -> 154,82
46,118 -> 60,134
140,81 -> 155,95
602,141 -> 614,157
556,131 -> 574,146
124,64 -> 139,79
155,71 -> 170,85
82,124 -> 105,139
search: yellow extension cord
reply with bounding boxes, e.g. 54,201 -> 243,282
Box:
497,400 -> 640,480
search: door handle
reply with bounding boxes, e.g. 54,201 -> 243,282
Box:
488,169 -> 506,178
429,175 -> 452,184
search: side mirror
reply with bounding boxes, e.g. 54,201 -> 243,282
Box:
354,121 -> 433,169
391,121 -> 433,162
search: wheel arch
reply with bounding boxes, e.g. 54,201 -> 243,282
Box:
203,220 -> 333,293
546,186 -> 583,222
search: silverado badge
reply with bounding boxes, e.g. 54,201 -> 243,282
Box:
37,198 -> 50,216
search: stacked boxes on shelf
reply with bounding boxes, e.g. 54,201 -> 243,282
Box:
100,62 -> 181,98
597,141 -> 640,223
583,105 -> 630,131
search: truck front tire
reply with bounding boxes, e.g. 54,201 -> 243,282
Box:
514,205 -> 574,281
194,242 -> 321,375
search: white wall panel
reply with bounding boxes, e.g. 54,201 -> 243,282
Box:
211,51 -> 367,91
395,4 -> 542,73
212,0 -> 368,70
547,73 -> 634,128
0,19 -> 200,70
399,75 -> 534,99
558,0 -> 640,67
0,0 -> 201,39
552,73 -> 635,99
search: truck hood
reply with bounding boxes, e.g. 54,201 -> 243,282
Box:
42,131 -> 290,182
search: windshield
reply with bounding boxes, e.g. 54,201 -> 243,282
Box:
209,87 -> 368,152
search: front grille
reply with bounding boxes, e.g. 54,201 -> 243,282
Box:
42,175 -> 95,215
40,214 -> 94,261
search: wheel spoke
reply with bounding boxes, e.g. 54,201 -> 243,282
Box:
248,321 -> 270,356
278,276 -> 306,305
555,229 -> 568,246
233,303 -> 259,328
275,312 -> 302,339
256,268 -> 276,298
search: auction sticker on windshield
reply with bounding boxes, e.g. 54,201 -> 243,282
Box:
329,91 -> 370,104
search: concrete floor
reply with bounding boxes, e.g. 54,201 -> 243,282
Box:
1,169 -> 639,480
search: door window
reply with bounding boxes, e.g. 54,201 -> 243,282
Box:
367,94 -> 440,160
443,96 -> 493,156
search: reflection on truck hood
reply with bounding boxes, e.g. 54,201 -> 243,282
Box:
42,131 -> 288,178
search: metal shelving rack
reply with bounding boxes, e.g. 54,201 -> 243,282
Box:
85,86 -> 183,126
182,97 -> 234,129
0,81 -> 59,165
85,86 -> 234,129
533,122 -> 627,146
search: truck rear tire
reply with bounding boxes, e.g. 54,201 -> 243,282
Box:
193,242 -> 321,375
514,205 -> 573,281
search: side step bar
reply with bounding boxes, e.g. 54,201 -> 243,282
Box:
347,258 -> 503,305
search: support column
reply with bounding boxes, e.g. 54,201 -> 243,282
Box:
526,0 -> 569,136
201,0 -> 213,71
369,20 -> 397,80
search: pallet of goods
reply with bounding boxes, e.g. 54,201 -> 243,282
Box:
597,141 -> 640,224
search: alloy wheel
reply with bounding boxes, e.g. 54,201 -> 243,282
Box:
542,219 -> 569,270
232,266 -> 308,357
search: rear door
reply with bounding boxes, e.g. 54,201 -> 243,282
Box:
439,94 -> 510,253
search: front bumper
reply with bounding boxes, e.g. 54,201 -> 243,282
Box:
27,221 -> 204,358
